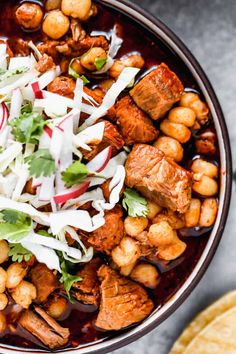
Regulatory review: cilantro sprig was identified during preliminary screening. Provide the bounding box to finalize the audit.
[9,111,46,144]
[122,188,149,217]
[9,244,33,263]
[60,261,81,303]
[62,161,89,187]
[25,148,56,178]
[0,209,32,243]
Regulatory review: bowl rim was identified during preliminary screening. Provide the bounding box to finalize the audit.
[0,1,232,353]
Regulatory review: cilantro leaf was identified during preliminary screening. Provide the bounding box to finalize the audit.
[25,148,56,178]
[9,111,46,144]
[62,161,90,188]
[0,210,32,243]
[60,261,81,303]
[68,58,90,85]
[21,101,33,114]
[80,75,90,85]
[8,243,33,263]
[122,188,149,217]
[95,57,107,71]
[2,209,20,224]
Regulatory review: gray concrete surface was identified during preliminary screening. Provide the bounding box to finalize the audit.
[112,0,236,353]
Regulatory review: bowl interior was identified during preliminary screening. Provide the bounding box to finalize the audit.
[0,0,232,353]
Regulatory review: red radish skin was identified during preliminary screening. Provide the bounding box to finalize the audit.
[44,125,53,138]
[86,146,113,173]
[0,103,9,131]
[53,181,90,204]
[31,81,44,99]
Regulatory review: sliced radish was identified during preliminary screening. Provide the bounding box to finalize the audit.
[0,102,8,131]
[53,181,90,205]
[43,126,53,139]
[9,88,23,121]
[86,146,112,173]
[31,81,44,99]
[0,71,39,95]
[32,177,42,188]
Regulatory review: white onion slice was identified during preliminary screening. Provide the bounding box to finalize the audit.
[24,233,82,260]
[0,173,18,198]
[0,43,7,71]
[9,56,34,71]
[9,88,23,121]
[59,114,73,171]
[86,146,112,173]
[12,168,29,201]
[109,165,126,204]
[82,67,140,128]
[101,151,127,178]
[28,41,43,59]
[50,209,105,234]
[0,143,22,173]
[73,121,105,150]
[73,78,83,132]
[0,71,39,96]
[38,175,55,202]
[109,26,123,58]
[21,240,61,272]
[50,126,64,166]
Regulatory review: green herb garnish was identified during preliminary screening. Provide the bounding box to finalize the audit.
[60,261,81,303]
[8,243,33,263]
[122,188,149,217]
[95,57,107,71]
[62,161,90,187]
[25,148,56,178]
[0,209,32,243]
[9,111,46,144]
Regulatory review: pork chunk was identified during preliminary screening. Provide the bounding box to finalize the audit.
[72,258,102,306]
[95,265,154,330]
[116,95,159,145]
[47,76,76,98]
[88,206,124,253]
[82,120,124,160]
[18,307,70,349]
[30,263,59,303]
[130,63,184,120]
[125,144,191,213]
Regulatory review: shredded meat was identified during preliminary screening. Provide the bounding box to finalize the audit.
[35,54,55,73]
[116,95,159,145]
[18,307,70,349]
[37,40,59,60]
[130,63,184,120]
[125,144,192,213]
[95,265,154,330]
[88,205,124,253]
[8,38,30,56]
[30,263,59,303]
[47,76,76,98]
[72,258,102,306]
[82,120,124,160]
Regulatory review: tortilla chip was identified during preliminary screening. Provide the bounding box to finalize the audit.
[183,306,236,353]
[169,290,236,354]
